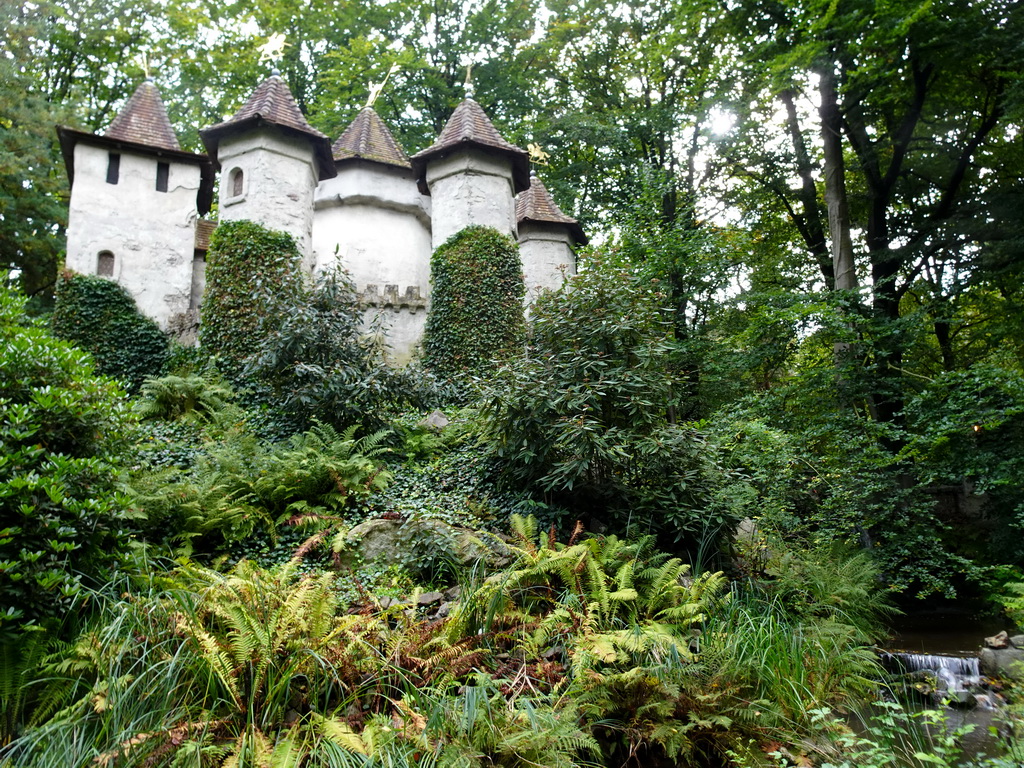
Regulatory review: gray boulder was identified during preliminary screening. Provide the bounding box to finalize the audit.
[337,517,512,574]
[979,646,1024,679]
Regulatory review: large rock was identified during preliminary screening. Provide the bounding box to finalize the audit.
[979,646,1024,679]
[337,517,512,576]
[985,631,1010,649]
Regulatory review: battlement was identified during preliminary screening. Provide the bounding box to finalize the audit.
[359,284,428,313]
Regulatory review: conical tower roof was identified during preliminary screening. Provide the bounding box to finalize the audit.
[104,79,181,151]
[516,172,587,245]
[332,107,410,169]
[200,73,335,179]
[56,78,214,213]
[410,98,530,194]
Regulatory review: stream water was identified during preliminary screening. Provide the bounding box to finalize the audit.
[880,613,1010,758]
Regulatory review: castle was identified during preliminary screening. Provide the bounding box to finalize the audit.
[56,74,586,362]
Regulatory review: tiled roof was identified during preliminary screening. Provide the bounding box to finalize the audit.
[194,219,217,251]
[200,74,336,179]
[410,98,530,194]
[332,107,410,168]
[104,80,181,151]
[516,172,587,245]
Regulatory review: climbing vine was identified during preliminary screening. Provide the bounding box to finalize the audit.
[51,271,169,391]
[422,225,525,379]
[199,220,305,381]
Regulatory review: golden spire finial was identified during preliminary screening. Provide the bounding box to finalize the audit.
[258,33,290,65]
[463,63,475,99]
[137,52,152,80]
[364,63,400,109]
[527,143,550,166]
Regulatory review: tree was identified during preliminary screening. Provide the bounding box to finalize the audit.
[723,0,1024,424]
[484,256,738,546]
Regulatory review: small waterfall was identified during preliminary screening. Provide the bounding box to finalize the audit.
[885,652,979,677]
[881,651,998,708]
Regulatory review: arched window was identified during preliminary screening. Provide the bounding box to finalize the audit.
[97,251,115,276]
[229,167,244,198]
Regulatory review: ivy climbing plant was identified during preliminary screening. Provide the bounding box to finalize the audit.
[199,220,305,381]
[423,225,525,380]
[50,271,169,391]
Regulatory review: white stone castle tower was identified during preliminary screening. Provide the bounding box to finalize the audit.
[58,79,213,329]
[58,75,586,362]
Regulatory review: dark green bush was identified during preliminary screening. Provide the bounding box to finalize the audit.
[423,225,525,379]
[0,285,135,636]
[484,256,737,547]
[50,271,168,391]
[199,220,305,381]
[244,267,443,432]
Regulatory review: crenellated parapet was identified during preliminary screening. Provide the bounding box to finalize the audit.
[359,284,429,313]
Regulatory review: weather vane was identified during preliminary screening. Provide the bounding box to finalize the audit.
[463,63,475,99]
[257,33,290,65]
[365,63,400,109]
[527,143,550,166]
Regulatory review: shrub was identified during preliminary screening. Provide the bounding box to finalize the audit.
[244,267,441,431]
[423,225,525,379]
[483,256,736,546]
[130,421,392,557]
[0,285,135,636]
[50,271,168,391]
[199,220,305,381]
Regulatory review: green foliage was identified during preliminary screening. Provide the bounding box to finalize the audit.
[902,364,1024,566]
[198,220,305,381]
[0,285,135,636]
[1001,583,1024,632]
[1,514,910,768]
[758,702,1021,768]
[49,271,169,391]
[485,256,739,545]
[423,225,525,380]
[130,421,392,557]
[136,372,235,422]
[0,635,51,745]
[244,267,443,432]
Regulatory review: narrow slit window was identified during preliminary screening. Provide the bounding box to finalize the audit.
[106,153,120,184]
[97,251,115,276]
[156,162,169,192]
[230,168,244,198]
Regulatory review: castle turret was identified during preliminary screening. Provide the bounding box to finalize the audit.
[58,79,214,331]
[200,73,335,267]
[313,106,431,362]
[516,171,586,303]
[410,98,530,250]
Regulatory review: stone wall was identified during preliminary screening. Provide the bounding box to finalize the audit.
[518,222,577,305]
[425,150,517,249]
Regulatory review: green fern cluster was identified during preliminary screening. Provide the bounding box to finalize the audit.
[130,422,392,557]
[136,373,235,423]
[2,516,896,768]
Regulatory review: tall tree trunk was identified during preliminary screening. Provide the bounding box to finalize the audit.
[819,65,855,293]
[818,63,858,388]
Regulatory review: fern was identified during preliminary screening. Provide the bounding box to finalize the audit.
[136,373,235,422]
